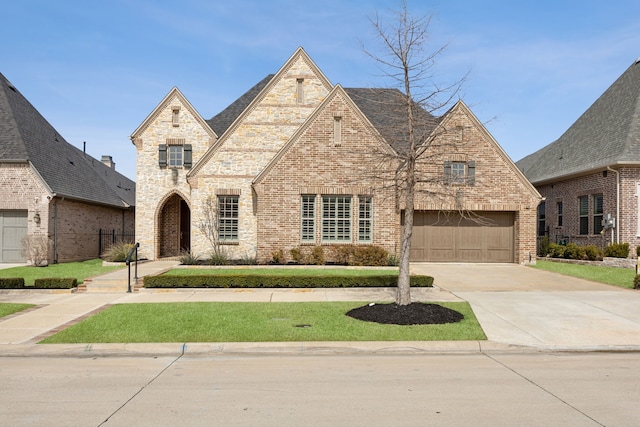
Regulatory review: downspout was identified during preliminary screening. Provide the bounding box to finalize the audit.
[607,166,620,243]
[53,198,58,264]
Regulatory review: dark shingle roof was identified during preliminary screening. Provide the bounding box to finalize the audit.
[207,74,275,136]
[344,87,439,155]
[516,59,640,184]
[0,72,135,208]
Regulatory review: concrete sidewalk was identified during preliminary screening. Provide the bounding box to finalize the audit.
[1,262,640,355]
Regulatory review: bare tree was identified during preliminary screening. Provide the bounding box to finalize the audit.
[364,1,466,305]
[197,195,224,258]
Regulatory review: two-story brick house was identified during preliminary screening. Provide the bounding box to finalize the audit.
[517,58,640,254]
[132,48,540,264]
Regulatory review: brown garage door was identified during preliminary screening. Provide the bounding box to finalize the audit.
[410,211,514,263]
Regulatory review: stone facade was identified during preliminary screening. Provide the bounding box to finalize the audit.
[536,167,640,256]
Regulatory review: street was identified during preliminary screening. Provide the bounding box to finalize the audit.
[2,352,639,426]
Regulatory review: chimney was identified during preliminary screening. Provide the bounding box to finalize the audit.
[101,155,115,169]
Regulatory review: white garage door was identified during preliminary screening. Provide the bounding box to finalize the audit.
[0,210,28,263]
[410,211,514,263]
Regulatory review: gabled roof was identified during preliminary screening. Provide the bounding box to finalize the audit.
[188,47,334,177]
[0,72,135,208]
[345,88,440,155]
[207,74,275,136]
[517,59,640,184]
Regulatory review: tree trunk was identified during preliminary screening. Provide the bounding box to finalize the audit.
[397,164,415,306]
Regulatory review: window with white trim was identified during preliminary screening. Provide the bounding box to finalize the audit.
[322,196,351,242]
[557,201,563,227]
[168,146,183,167]
[444,160,476,185]
[218,195,239,242]
[579,196,589,235]
[358,196,372,242]
[593,194,604,235]
[301,195,315,242]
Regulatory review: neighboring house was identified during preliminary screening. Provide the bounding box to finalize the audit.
[132,47,539,264]
[0,72,135,264]
[517,58,640,255]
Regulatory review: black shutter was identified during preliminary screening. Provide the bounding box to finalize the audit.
[158,144,167,167]
[183,144,192,168]
[467,160,475,185]
[444,161,452,184]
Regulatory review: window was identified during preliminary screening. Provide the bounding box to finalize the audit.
[579,196,589,235]
[296,78,304,104]
[322,196,351,242]
[358,196,372,242]
[301,195,315,242]
[593,194,604,235]
[537,201,546,237]
[333,116,342,145]
[218,195,239,241]
[557,201,563,227]
[168,146,183,167]
[444,160,475,185]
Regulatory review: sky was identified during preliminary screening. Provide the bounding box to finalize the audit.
[2,0,640,181]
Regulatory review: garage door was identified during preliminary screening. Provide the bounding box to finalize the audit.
[410,211,514,263]
[0,210,28,263]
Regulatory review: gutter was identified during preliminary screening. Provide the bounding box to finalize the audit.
[528,161,640,187]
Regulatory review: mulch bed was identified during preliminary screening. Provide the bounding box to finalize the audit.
[346,302,464,325]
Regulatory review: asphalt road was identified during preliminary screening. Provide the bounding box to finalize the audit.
[2,352,639,426]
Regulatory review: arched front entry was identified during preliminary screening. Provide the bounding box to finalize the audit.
[157,194,190,258]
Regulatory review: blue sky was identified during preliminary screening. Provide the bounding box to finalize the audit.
[2,0,640,180]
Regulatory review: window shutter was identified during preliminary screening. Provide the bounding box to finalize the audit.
[183,144,192,168]
[444,161,452,183]
[158,144,167,167]
[467,160,475,185]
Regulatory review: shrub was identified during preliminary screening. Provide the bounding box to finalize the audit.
[290,247,305,264]
[547,243,566,258]
[206,250,229,265]
[637,245,640,257]
[634,275,640,289]
[538,236,551,257]
[583,245,603,261]
[333,246,355,265]
[309,246,325,265]
[32,278,77,289]
[145,274,434,288]
[387,253,400,266]
[351,246,389,266]
[0,278,25,288]
[102,242,137,262]
[179,251,201,265]
[22,234,51,266]
[238,253,257,265]
[271,249,286,265]
[605,242,629,258]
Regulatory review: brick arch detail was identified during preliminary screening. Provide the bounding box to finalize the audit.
[154,190,191,259]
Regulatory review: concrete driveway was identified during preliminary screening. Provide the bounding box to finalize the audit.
[411,263,640,350]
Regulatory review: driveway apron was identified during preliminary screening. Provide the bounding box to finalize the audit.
[411,263,640,349]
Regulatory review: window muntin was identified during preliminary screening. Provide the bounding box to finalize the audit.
[579,196,589,235]
[557,201,563,227]
[593,194,604,235]
[301,195,315,242]
[168,145,183,167]
[537,201,546,237]
[358,196,372,242]
[218,195,239,241]
[322,196,351,242]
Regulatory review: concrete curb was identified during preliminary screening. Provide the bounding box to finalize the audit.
[2,341,638,358]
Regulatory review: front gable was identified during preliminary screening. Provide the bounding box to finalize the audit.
[188,47,334,180]
[415,100,541,211]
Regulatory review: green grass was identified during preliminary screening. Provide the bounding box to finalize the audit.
[0,303,34,318]
[532,260,635,289]
[40,301,485,343]
[0,259,124,286]
[164,268,399,277]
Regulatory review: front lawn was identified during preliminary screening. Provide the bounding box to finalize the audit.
[532,260,635,289]
[40,301,486,343]
[0,259,124,286]
[0,303,34,319]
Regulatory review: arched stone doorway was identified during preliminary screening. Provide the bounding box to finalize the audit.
[157,194,190,258]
